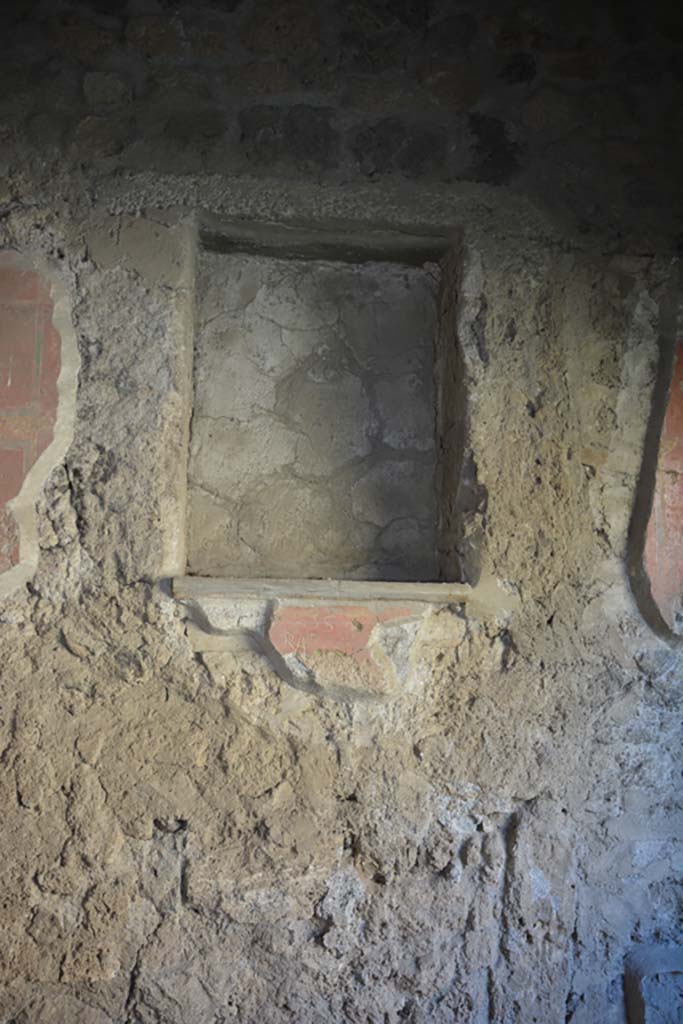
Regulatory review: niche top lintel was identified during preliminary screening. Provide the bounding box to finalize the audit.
[199,215,457,266]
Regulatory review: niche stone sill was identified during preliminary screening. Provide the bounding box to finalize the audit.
[172,575,518,700]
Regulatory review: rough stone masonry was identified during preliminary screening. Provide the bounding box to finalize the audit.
[0,1,682,1022]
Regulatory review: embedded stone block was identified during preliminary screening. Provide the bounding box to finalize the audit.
[83,71,132,109]
[47,14,118,65]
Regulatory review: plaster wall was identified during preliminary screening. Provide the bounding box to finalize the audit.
[0,1,681,1022]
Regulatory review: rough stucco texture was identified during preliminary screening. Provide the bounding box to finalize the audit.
[188,253,439,580]
[0,0,681,1021]
[0,206,680,1023]
[0,258,60,573]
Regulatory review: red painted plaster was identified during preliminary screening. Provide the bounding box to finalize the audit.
[268,603,421,662]
[644,341,683,627]
[0,258,61,575]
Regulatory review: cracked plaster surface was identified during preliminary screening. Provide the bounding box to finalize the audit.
[187,253,439,581]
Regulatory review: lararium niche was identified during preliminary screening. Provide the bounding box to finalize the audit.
[174,226,509,692]
[184,224,465,592]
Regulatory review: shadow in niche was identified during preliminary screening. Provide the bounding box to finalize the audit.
[308,251,447,584]
[435,244,487,588]
[626,259,682,646]
[307,239,482,585]
[189,223,480,585]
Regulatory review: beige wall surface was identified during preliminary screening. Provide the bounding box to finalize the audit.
[0,1,681,1022]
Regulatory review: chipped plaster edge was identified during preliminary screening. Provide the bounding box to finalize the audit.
[157,212,198,578]
[0,252,80,599]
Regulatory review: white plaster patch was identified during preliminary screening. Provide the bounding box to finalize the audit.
[528,865,552,902]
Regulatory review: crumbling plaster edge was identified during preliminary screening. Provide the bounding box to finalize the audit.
[0,252,80,600]
[625,260,683,648]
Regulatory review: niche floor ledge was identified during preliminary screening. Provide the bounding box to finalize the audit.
[173,576,472,604]
[172,575,520,697]
[171,577,518,679]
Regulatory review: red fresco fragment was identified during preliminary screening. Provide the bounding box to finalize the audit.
[644,341,683,627]
[0,258,61,575]
[268,604,421,662]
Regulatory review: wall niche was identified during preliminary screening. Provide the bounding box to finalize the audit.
[183,223,465,592]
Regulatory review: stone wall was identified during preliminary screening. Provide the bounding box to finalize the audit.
[0,1,681,1022]
[2,0,682,248]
